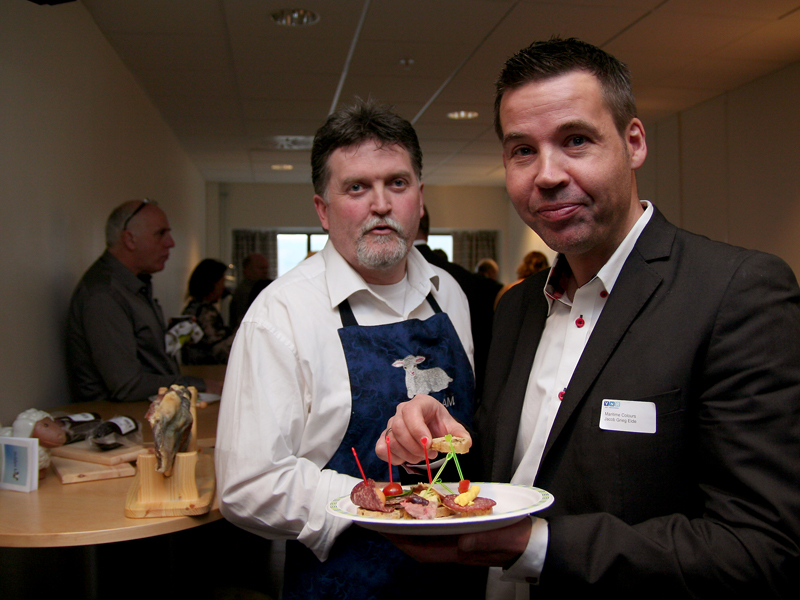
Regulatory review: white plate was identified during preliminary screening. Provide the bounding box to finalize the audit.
[148,392,221,404]
[327,482,553,535]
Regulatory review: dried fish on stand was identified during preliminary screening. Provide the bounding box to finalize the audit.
[125,385,215,517]
[145,385,194,477]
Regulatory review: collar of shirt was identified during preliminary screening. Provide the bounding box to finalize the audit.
[100,250,154,299]
[542,201,654,314]
[322,241,440,316]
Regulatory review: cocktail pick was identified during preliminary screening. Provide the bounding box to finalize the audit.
[383,436,403,496]
[351,447,367,484]
[421,436,432,483]
[386,435,394,483]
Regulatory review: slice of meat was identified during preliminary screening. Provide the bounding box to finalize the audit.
[350,479,393,513]
[145,385,193,477]
[442,494,496,517]
[400,495,437,520]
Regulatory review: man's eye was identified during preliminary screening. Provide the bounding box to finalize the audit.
[349,183,363,192]
[391,179,407,188]
[513,146,533,157]
[568,135,587,147]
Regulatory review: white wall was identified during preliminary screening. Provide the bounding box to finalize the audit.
[0,2,205,425]
[640,61,800,277]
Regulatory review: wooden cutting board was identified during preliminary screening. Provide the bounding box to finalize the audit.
[50,440,147,465]
[51,456,136,484]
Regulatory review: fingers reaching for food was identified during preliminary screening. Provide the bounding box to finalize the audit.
[376,395,471,465]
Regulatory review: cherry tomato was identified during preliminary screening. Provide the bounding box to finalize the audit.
[458,479,470,494]
[383,482,403,497]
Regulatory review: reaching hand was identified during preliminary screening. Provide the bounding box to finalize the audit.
[376,394,471,465]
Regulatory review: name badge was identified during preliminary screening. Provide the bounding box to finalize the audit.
[599,399,656,434]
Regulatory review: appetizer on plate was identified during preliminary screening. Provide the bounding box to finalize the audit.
[349,434,495,520]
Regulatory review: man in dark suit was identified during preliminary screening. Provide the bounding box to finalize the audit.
[377,38,800,597]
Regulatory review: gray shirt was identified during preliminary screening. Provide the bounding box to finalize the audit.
[66,251,205,402]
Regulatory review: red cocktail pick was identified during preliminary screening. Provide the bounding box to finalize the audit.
[383,436,403,496]
[421,436,432,483]
[351,447,367,484]
[386,435,394,483]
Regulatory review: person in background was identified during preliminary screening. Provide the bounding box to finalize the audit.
[378,37,800,597]
[494,250,550,307]
[414,204,499,394]
[475,257,501,282]
[229,253,271,329]
[216,99,476,599]
[181,259,235,365]
[66,200,221,402]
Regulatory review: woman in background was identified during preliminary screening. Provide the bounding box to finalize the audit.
[494,250,550,308]
[182,259,234,365]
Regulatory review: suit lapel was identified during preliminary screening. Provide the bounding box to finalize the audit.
[541,208,675,462]
[490,283,548,482]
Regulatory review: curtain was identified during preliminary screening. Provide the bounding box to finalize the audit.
[451,230,498,272]
[231,229,279,281]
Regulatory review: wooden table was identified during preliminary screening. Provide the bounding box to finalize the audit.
[0,399,222,548]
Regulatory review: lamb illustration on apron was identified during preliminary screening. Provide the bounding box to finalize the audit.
[392,354,453,398]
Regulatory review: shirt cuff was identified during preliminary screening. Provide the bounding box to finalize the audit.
[501,516,548,585]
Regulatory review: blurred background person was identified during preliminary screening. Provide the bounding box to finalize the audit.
[66,199,217,402]
[495,250,550,307]
[229,252,272,330]
[182,259,235,365]
[476,257,501,282]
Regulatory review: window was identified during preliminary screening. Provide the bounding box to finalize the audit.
[277,233,328,276]
[427,234,453,262]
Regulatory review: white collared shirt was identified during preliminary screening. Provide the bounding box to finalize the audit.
[215,241,473,561]
[488,202,653,599]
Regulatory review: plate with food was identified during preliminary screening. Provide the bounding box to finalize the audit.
[327,481,553,535]
[328,435,553,535]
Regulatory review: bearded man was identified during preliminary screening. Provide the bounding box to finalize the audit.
[215,99,476,600]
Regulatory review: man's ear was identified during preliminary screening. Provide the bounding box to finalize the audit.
[121,229,137,252]
[313,194,329,231]
[418,182,424,218]
[626,118,647,170]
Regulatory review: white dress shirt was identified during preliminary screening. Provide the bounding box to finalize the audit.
[488,202,653,599]
[215,241,473,561]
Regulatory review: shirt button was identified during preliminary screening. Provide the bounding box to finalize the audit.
[575,317,585,328]
[600,290,608,298]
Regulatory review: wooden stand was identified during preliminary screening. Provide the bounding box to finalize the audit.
[124,387,215,518]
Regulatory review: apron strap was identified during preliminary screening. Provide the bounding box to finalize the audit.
[339,293,442,327]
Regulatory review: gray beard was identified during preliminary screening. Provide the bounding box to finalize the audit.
[356,218,409,269]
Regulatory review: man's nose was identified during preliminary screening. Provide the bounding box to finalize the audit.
[370,185,392,213]
[164,233,176,248]
[535,150,569,189]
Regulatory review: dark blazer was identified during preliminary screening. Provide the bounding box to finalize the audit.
[476,208,800,597]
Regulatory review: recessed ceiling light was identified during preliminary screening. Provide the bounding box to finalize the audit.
[270,135,314,150]
[271,8,320,27]
[447,110,479,120]
[271,164,294,171]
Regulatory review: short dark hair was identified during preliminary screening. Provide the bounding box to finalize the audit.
[188,258,227,300]
[311,98,423,197]
[494,37,637,139]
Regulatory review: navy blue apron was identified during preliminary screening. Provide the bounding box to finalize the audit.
[282,294,478,600]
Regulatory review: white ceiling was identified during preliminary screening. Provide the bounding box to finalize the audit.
[80,0,800,186]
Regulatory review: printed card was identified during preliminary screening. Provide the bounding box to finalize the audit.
[0,437,39,492]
